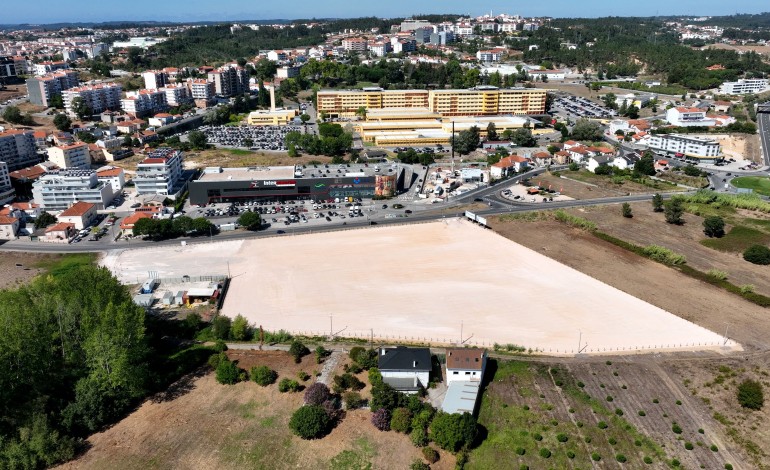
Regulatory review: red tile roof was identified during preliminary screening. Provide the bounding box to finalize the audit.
[120,212,152,229]
[0,216,19,225]
[59,201,95,217]
[45,222,75,233]
[97,168,123,177]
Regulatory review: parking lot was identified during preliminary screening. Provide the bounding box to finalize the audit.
[200,124,304,151]
[553,95,617,119]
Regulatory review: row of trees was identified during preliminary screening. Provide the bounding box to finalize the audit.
[132,216,215,240]
[285,123,352,157]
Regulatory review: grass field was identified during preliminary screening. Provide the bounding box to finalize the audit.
[185,148,332,168]
[34,253,96,276]
[731,176,770,197]
[701,225,770,252]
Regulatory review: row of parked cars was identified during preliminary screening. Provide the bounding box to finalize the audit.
[554,95,617,119]
[201,124,303,150]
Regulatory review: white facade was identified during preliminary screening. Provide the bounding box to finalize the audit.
[62,83,122,116]
[719,79,769,95]
[121,89,168,117]
[445,349,487,385]
[31,170,113,210]
[0,161,15,205]
[96,167,125,194]
[476,50,502,62]
[0,129,39,170]
[134,148,184,197]
[666,107,716,127]
[142,70,169,90]
[648,134,721,159]
[47,143,90,169]
[161,84,192,107]
[189,79,215,100]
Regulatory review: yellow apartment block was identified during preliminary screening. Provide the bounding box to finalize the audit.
[317,86,548,118]
[355,115,530,146]
[247,109,298,126]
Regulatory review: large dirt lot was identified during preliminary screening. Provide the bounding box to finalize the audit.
[58,350,454,470]
[0,251,67,289]
[526,170,683,200]
[184,149,332,169]
[101,220,729,355]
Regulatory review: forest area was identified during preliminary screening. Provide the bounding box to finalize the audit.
[0,256,216,469]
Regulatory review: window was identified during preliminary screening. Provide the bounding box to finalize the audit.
[453,371,459,375]
[465,371,471,375]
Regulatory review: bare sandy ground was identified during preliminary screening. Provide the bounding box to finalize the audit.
[102,220,734,355]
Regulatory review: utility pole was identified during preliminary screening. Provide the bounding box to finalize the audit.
[451,121,456,175]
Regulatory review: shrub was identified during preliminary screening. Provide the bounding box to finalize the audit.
[606,395,614,402]
[430,412,478,453]
[391,407,413,434]
[215,358,241,385]
[289,405,330,439]
[609,437,617,445]
[539,448,551,458]
[644,456,653,464]
[671,458,681,467]
[598,421,608,429]
[350,347,378,369]
[744,244,770,265]
[372,408,391,431]
[634,440,642,446]
[592,452,601,461]
[703,216,725,238]
[622,203,633,218]
[711,444,718,452]
[207,352,227,369]
[567,450,575,459]
[576,421,584,428]
[672,423,682,434]
[652,193,664,212]
[638,410,646,416]
[515,447,526,455]
[739,284,756,294]
[642,245,687,265]
[737,379,764,410]
[278,378,300,393]
[653,398,660,404]
[422,446,439,464]
[685,442,694,450]
[676,400,682,405]
[725,464,733,470]
[250,366,277,386]
[411,427,429,447]
[615,408,623,416]
[585,436,592,443]
[554,210,597,231]
[410,461,429,470]
[304,383,331,406]
[343,391,364,410]
[333,373,365,391]
[556,433,568,442]
[368,368,383,386]
[289,340,310,363]
[577,381,585,388]
[616,454,627,463]
[298,371,310,381]
[707,269,728,281]
[533,433,543,441]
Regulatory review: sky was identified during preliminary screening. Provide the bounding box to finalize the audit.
[1,0,767,25]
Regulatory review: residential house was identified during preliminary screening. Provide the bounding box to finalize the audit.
[441,348,488,415]
[57,201,97,230]
[378,346,431,394]
[530,151,553,166]
[46,142,90,169]
[116,119,146,135]
[43,222,76,243]
[120,212,152,236]
[612,152,641,171]
[0,215,19,239]
[587,154,613,173]
[554,150,571,165]
[96,166,125,194]
[713,101,732,113]
[490,155,528,179]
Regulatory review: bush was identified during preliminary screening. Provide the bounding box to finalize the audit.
[278,378,300,393]
[410,460,430,470]
[598,421,608,429]
[615,408,624,416]
[515,447,526,455]
[289,405,330,439]
[289,340,310,363]
[250,366,277,386]
[430,412,478,453]
[685,442,694,450]
[725,464,733,470]
[737,379,764,410]
[609,437,617,445]
[703,216,725,238]
[621,203,633,218]
[556,433,568,442]
[315,345,330,364]
[739,284,756,294]
[215,358,241,385]
[343,391,365,410]
[592,452,601,461]
[333,373,365,392]
[539,448,551,458]
[372,408,391,431]
[671,458,680,467]
[638,410,646,416]
[672,423,682,434]
[644,456,653,464]
[642,245,687,265]
[606,395,613,402]
[707,269,728,281]
[616,454,627,463]
[207,352,227,369]
[298,371,310,381]
[368,368,383,386]
[533,433,543,441]
[304,383,331,406]
[711,444,718,452]
[411,427,429,447]
[391,407,413,433]
[422,446,439,463]
[350,347,378,369]
[743,245,770,265]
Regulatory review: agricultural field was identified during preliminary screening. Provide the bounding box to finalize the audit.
[537,170,683,199]
[0,252,94,289]
[732,176,770,197]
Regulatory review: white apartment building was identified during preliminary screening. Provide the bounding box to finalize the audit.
[26,70,79,107]
[32,60,69,76]
[276,66,300,79]
[665,107,717,127]
[369,42,392,57]
[62,83,122,117]
[267,50,288,62]
[142,70,169,90]
[648,134,721,161]
[161,83,192,106]
[31,169,113,210]
[208,65,249,97]
[134,148,185,197]
[120,89,168,117]
[342,38,368,52]
[0,129,40,170]
[189,79,215,101]
[476,50,503,62]
[0,161,15,205]
[96,166,125,195]
[719,78,769,95]
[47,142,90,169]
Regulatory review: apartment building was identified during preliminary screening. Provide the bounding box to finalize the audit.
[0,56,18,79]
[96,166,125,194]
[665,107,717,127]
[46,142,90,169]
[208,65,249,97]
[0,161,16,205]
[161,83,192,107]
[718,79,769,95]
[26,70,79,107]
[267,50,288,62]
[648,134,721,161]
[134,148,185,197]
[120,89,168,117]
[369,42,392,57]
[476,50,503,62]
[342,38,368,52]
[142,70,169,90]
[0,129,40,170]
[32,60,69,76]
[189,79,215,101]
[317,86,548,118]
[62,83,122,116]
[31,169,113,210]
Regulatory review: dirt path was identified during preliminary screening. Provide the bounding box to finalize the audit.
[318,351,343,385]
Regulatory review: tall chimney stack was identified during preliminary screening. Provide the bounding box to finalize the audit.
[269,86,276,112]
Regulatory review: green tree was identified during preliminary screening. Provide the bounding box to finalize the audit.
[70,97,92,121]
[215,358,241,384]
[621,203,633,218]
[237,211,262,231]
[390,407,413,433]
[453,126,480,155]
[570,119,603,141]
[430,412,478,453]
[703,216,725,238]
[300,113,310,123]
[211,315,232,340]
[188,131,207,150]
[230,314,251,341]
[34,211,57,229]
[53,113,72,131]
[289,340,309,363]
[601,93,618,110]
[737,379,764,410]
[50,94,64,109]
[743,245,770,265]
[633,153,656,177]
[250,366,278,386]
[664,198,684,225]
[2,105,24,124]
[511,128,536,147]
[486,122,499,141]
[652,193,664,212]
[289,405,331,439]
[568,162,580,172]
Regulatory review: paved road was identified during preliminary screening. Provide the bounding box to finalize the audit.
[758,110,770,168]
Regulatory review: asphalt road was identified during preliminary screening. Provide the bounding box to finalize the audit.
[758,110,770,168]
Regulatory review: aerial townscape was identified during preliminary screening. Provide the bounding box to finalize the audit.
[3,1,770,468]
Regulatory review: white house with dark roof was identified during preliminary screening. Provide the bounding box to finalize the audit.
[378,346,431,394]
[442,348,487,415]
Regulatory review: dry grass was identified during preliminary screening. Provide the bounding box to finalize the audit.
[184,148,332,169]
